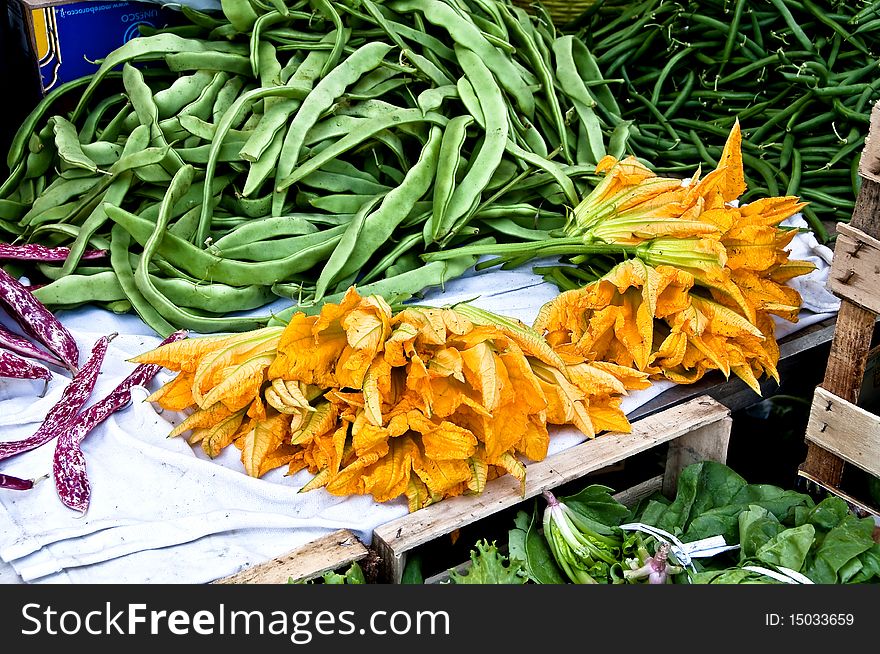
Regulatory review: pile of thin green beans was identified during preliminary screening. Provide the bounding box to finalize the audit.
[578,0,880,243]
[0,0,627,335]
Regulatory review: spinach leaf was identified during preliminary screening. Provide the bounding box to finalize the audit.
[796,496,850,531]
[738,505,785,561]
[508,507,566,585]
[651,461,748,535]
[755,524,815,571]
[635,462,813,543]
[691,568,777,584]
[804,512,876,583]
[848,545,880,584]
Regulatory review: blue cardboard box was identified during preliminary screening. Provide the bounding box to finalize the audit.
[7,0,179,95]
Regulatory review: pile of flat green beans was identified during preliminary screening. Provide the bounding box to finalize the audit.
[578,0,880,243]
[0,0,629,336]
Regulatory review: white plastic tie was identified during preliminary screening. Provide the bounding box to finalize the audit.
[742,565,814,584]
[619,523,740,573]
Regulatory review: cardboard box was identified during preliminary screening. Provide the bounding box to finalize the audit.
[6,0,180,97]
[1,0,182,174]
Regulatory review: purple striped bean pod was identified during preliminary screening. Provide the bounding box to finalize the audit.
[0,244,107,262]
[0,267,80,374]
[54,330,188,513]
[0,333,115,463]
[0,348,51,396]
[0,323,66,369]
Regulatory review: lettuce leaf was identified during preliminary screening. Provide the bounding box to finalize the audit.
[448,540,528,585]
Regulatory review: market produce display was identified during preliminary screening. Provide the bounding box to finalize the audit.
[133,287,649,509]
[113,120,816,511]
[0,0,872,586]
[576,0,880,242]
[445,461,880,584]
[0,0,633,336]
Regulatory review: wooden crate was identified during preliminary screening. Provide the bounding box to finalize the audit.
[213,529,370,584]
[372,395,732,583]
[799,100,880,518]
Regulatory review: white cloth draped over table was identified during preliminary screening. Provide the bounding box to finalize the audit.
[0,216,839,583]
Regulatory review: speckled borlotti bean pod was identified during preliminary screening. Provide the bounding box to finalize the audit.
[0,333,115,463]
[0,266,80,373]
[54,330,188,513]
[0,348,51,395]
[0,244,107,262]
[0,323,66,370]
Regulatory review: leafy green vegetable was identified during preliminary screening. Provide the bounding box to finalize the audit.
[447,540,528,585]
[755,524,815,572]
[290,561,366,584]
[847,546,880,584]
[801,500,876,584]
[542,489,624,584]
[508,508,566,585]
[738,505,786,560]
[638,463,880,584]
[690,568,780,584]
[401,553,425,585]
[562,483,632,531]
[636,461,814,543]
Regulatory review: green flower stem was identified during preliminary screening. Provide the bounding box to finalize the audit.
[421,238,637,263]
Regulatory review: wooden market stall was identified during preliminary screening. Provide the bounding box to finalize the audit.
[800,101,880,520]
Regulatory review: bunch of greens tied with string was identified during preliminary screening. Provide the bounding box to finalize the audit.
[427,122,818,393]
[503,484,687,584]
[0,0,631,336]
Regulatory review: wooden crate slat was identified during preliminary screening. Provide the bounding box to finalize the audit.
[805,387,880,479]
[796,468,880,520]
[213,529,368,584]
[373,395,730,583]
[828,223,880,315]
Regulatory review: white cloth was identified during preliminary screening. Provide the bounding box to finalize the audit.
[0,227,837,584]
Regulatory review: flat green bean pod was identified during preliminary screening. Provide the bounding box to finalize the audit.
[315,125,442,300]
[433,46,509,245]
[107,204,345,286]
[72,33,247,121]
[33,271,126,305]
[390,0,535,118]
[271,41,395,215]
